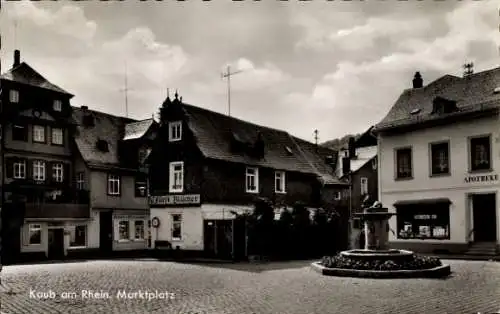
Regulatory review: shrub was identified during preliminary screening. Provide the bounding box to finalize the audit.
[320,254,442,271]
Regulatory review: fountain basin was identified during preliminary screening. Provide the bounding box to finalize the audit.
[341,249,415,262]
[311,261,451,279]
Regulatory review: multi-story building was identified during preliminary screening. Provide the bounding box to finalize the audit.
[147,93,349,259]
[1,50,89,262]
[373,68,500,255]
[72,107,157,256]
[335,127,378,248]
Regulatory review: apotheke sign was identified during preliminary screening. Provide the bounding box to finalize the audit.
[149,194,201,206]
[464,174,498,183]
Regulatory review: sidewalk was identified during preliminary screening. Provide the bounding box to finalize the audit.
[422,253,500,262]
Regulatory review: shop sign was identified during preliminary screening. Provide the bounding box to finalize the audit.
[151,217,160,228]
[149,194,201,206]
[464,174,498,183]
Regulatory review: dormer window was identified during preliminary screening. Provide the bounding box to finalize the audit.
[53,100,62,112]
[96,139,109,152]
[431,97,458,115]
[9,90,19,103]
[168,121,182,142]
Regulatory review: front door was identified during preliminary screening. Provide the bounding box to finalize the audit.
[99,211,113,254]
[48,229,65,259]
[472,193,497,242]
[204,220,216,257]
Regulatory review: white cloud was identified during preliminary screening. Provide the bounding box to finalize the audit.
[7,2,97,43]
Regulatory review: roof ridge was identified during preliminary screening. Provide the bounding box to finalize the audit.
[72,106,137,122]
[181,102,291,134]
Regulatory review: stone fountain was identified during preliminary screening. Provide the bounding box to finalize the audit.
[311,201,451,278]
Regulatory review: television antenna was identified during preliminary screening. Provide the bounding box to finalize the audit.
[221,65,244,117]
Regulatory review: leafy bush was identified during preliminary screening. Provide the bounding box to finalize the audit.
[320,254,442,270]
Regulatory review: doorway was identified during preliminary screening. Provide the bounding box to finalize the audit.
[48,228,65,259]
[203,220,235,259]
[99,211,113,254]
[472,193,497,242]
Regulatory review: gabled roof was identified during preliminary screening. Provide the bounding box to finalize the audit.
[177,102,344,185]
[72,107,135,168]
[335,145,377,178]
[374,67,500,131]
[1,62,72,96]
[123,118,155,141]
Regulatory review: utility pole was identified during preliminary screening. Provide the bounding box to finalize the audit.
[221,65,244,117]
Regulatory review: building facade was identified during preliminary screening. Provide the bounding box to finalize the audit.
[147,93,349,259]
[374,69,500,255]
[1,50,89,261]
[71,107,157,255]
[335,128,378,248]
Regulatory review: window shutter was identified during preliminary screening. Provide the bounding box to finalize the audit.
[5,157,14,178]
[63,163,70,184]
[46,161,53,183]
[26,159,33,180]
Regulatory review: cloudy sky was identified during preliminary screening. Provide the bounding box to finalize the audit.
[1,1,498,142]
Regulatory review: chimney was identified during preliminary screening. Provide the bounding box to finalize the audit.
[342,152,351,177]
[13,50,20,68]
[81,105,88,111]
[412,72,423,88]
[348,136,356,159]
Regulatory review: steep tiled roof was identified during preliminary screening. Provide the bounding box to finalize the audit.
[1,62,72,95]
[72,107,135,167]
[123,118,155,141]
[374,67,500,131]
[180,103,344,185]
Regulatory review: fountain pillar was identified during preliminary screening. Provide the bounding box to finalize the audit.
[362,204,390,250]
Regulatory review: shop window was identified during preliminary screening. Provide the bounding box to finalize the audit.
[172,214,182,240]
[29,224,42,245]
[134,221,144,240]
[118,220,130,241]
[396,204,450,240]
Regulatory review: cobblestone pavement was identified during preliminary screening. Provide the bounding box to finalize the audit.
[1,259,499,314]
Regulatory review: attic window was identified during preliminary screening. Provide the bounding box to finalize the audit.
[285,146,293,155]
[96,139,109,152]
[494,87,500,94]
[410,108,421,115]
[431,97,458,115]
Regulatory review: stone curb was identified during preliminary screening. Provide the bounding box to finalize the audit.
[310,262,451,279]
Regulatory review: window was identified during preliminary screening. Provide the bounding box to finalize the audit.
[275,171,286,193]
[135,176,147,197]
[13,161,26,179]
[107,174,121,195]
[134,221,144,240]
[53,100,62,112]
[69,225,87,247]
[33,125,46,143]
[245,167,259,193]
[360,177,368,195]
[334,191,341,200]
[9,90,19,103]
[171,214,182,240]
[169,162,184,193]
[118,221,130,241]
[33,161,46,181]
[395,148,412,179]
[52,163,64,182]
[396,204,450,240]
[51,128,63,145]
[76,172,85,190]
[12,124,28,141]
[28,224,42,245]
[429,142,450,175]
[168,121,182,142]
[470,136,491,171]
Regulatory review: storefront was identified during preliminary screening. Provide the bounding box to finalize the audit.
[112,210,150,251]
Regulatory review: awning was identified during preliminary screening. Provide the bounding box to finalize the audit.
[393,198,451,207]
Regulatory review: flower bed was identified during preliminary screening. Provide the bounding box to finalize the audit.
[321,254,442,271]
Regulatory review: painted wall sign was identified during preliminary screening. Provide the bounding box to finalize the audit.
[149,194,201,206]
[464,174,498,183]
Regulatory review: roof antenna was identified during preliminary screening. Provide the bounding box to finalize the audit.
[221,65,244,117]
[119,61,133,118]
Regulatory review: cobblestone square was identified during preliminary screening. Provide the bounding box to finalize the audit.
[1,259,499,314]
